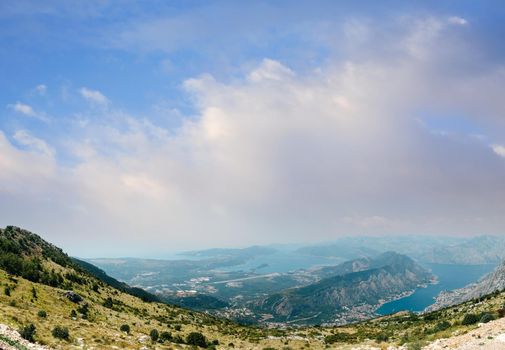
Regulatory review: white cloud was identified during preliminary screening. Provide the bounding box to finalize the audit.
[13,130,54,157]
[79,87,109,105]
[448,16,468,26]
[2,15,505,256]
[491,144,505,158]
[7,102,49,122]
[248,59,295,82]
[10,102,36,116]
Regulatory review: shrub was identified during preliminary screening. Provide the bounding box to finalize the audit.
[150,329,159,342]
[159,331,172,342]
[52,326,69,340]
[70,310,77,318]
[434,321,451,332]
[77,303,89,319]
[37,310,47,318]
[4,287,10,296]
[462,313,479,325]
[120,324,130,334]
[186,332,207,347]
[103,297,113,308]
[375,333,389,343]
[19,324,36,342]
[480,313,495,323]
[325,332,356,344]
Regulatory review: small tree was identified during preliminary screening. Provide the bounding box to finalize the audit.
[150,329,159,342]
[120,324,130,334]
[462,313,479,325]
[186,332,207,348]
[37,310,47,318]
[52,326,69,340]
[19,324,36,342]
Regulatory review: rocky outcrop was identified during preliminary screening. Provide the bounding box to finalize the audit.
[0,323,53,350]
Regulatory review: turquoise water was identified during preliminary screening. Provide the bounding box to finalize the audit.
[376,263,496,315]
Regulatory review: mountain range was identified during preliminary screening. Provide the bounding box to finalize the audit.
[251,252,432,325]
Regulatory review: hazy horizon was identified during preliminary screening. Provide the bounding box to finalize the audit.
[2,1,505,257]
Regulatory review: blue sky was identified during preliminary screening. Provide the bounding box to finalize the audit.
[1,1,505,257]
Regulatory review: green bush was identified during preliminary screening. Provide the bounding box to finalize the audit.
[462,313,479,325]
[375,333,389,343]
[159,331,172,342]
[77,303,89,319]
[120,324,130,334]
[103,297,113,308]
[480,313,495,323]
[37,310,47,318]
[434,321,451,332]
[325,332,356,344]
[52,326,69,340]
[186,332,207,347]
[19,324,36,342]
[4,286,10,296]
[150,329,159,342]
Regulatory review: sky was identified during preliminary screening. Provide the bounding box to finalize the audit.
[1,1,505,257]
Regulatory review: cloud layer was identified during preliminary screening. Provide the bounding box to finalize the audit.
[2,13,505,257]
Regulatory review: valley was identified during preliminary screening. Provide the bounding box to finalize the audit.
[87,235,503,327]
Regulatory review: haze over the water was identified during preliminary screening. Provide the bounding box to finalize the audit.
[1,1,505,257]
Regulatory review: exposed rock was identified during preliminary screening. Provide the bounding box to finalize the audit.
[0,323,53,350]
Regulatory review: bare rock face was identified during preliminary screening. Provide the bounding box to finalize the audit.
[427,260,505,312]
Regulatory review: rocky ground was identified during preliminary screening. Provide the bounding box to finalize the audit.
[423,317,505,350]
[0,324,52,350]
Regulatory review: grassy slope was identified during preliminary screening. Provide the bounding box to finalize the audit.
[0,265,335,349]
[3,264,505,350]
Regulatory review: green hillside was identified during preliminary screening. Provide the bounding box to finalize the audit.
[2,226,505,350]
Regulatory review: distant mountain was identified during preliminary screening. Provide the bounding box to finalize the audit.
[416,235,505,265]
[251,252,433,325]
[181,245,277,258]
[427,259,505,312]
[296,235,505,265]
